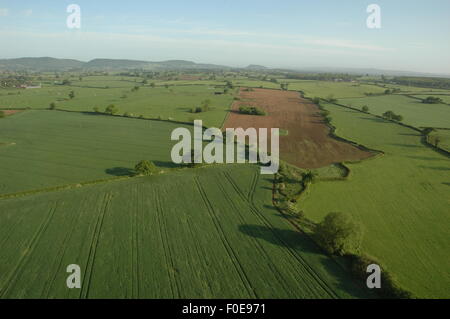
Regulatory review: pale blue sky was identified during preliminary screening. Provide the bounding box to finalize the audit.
[0,0,449,73]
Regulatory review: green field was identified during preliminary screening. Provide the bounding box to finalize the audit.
[0,84,234,127]
[0,164,371,298]
[0,110,188,194]
[298,103,450,298]
[287,81,387,99]
[232,80,281,89]
[338,95,450,128]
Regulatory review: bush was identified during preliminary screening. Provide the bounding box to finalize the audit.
[327,94,337,103]
[314,212,363,256]
[312,97,321,105]
[105,104,118,115]
[191,106,204,113]
[49,102,56,110]
[134,160,159,176]
[0,110,4,118]
[422,127,435,135]
[321,110,330,117]
[238,106,266,116]
[362,105,369,113]
[323,116,332,124]
[422,96,443,104]
[347,254,414,299]
[382,110,403,122]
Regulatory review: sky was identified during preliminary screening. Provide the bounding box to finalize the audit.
[0,0,449,74]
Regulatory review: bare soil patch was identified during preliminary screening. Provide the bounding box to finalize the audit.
[223,88,373,168]
[1,110,23,116]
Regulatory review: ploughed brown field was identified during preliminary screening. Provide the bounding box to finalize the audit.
[223,88,373,168]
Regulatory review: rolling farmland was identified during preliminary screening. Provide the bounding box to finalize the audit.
[0,84,234,127]
[1,72,449,300]
[299,103,450,298]
[0,165,371,299]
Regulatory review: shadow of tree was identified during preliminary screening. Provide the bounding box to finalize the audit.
[358,117,385,123]
[419,166,450,171]
[105,167,134,176]
[153,161,179,168]
[389,143,421,148]
[238,224,376,298]
[238,224,316,253]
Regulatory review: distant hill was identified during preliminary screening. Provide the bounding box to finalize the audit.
[0,57,448,78]
[0,57,230,72]
[285,66,450,78]
[85,58,150,69]
[245,64,268,70]
[0,57,84,71]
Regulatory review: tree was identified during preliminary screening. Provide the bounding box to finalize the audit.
[327,94,337,103]
[301,171,317,186]
[104,104,118,115]
[422,127,435,135]
[321,110,330,117]
[434,136,441,148]
[312,97,321,105]
[201,99,212,112]
[382,111,392,119]
[362,105,369,113]
[134,160,159,176]
[69,90,75,99]
[314,212,363,256]
[150,82,156,88]
[225,80,234,89]
[422,96,443,104]
[49,102,56,110]
[394,114,403,122]
[93,106,100,113]
[191,106,204,113]
[238,106,266,116]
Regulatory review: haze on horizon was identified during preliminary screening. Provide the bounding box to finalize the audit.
[0,0,449,74]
